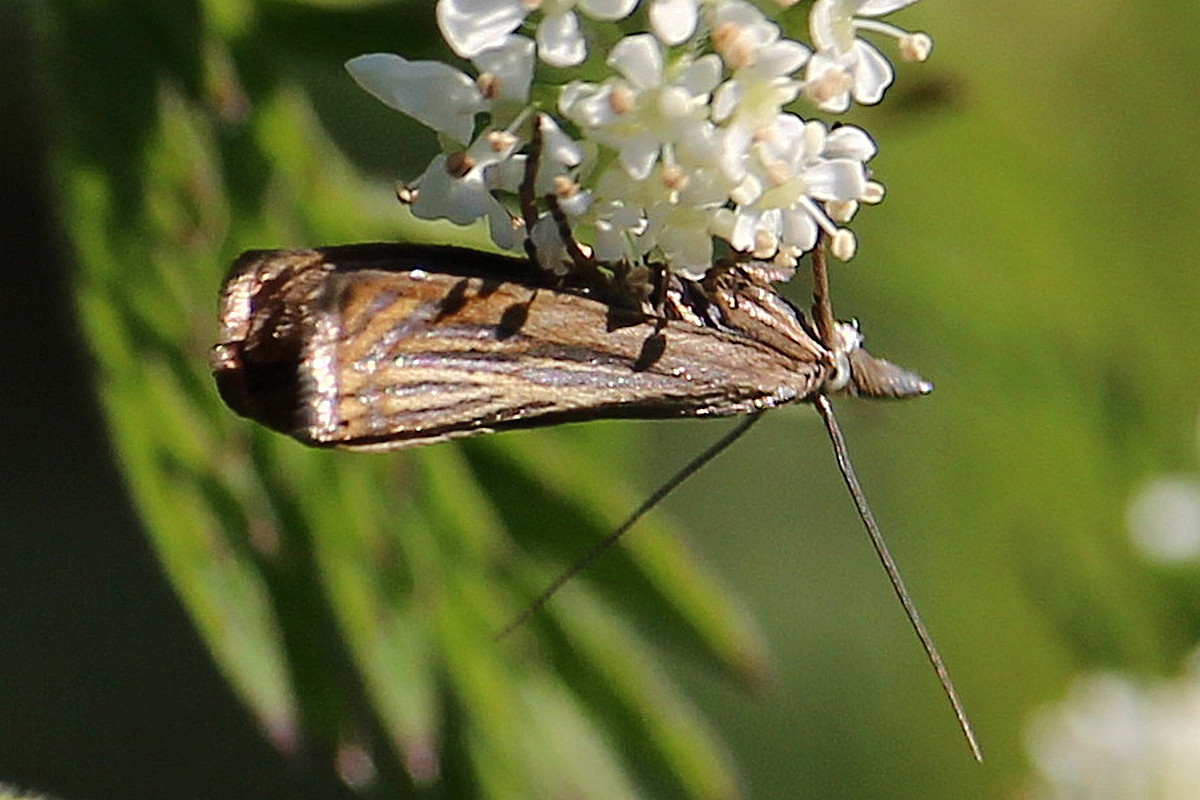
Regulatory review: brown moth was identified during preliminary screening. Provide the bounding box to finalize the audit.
[212,242,929,448]
[211,241,981,760]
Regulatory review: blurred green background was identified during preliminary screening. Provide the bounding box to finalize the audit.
[3,1,1199,799]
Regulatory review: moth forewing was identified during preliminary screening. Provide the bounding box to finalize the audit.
[213,245,842,452]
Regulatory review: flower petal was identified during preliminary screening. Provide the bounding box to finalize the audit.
[579,0,639,21]
[486,202,519,249]
[859,0,922,16]
[437,0,526,58]
[485,153,526,193]
[823,125,876,161]
[780,208,818,251]
[619,132,661,180]
[804,159,868,201]
[411,155,491,224]
[608,34,664,91]
[849,40,894,104]
[679,54,724,95]
[539,115,584,168]
[808,0,855,52]
[560,83,617,128]
[471,35,535,103]
[345,54,484,144]
[593,222,633,263]
[758,39,810,77]
[711,80,741,122]
[649,0,698,45]
[538,11,587,67]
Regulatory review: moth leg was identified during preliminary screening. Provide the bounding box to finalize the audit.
[543,191,595,277]
[613,259,667,317]
[519,115,544,267]
[648,261,668,317]
[522,114,598,285]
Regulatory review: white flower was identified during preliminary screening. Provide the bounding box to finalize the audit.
[346,37,541,252]
[561,34,722,180]
[1027,659,1200,800]
[346,35,535,144]
[437,0,639,67]
[804,0,932,113]
[410,129,521,224]
[710,30,809,129]
[471,35,536,107]
[493,115,590,258]
[644,201,722,279]
[349,0,934,277]
[704,1,809,192]
[535,114,585,175]
[590,199,647,263]
[708,0,799,73]
[1127,477,1200,564]
[726,117,877,259]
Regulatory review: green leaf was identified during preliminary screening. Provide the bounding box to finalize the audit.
[45,1,749,797]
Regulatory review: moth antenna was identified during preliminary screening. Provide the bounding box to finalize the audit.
[496,413,764,640]
[814,395,983,762]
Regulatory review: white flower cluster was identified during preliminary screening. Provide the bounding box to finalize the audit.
[347,0,932,280]
[1026,656,1200,800]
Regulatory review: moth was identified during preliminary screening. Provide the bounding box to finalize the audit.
[212,243,929,447]
[212,241,980,759]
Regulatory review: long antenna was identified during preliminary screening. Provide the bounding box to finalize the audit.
[814,395,983,761]
[497,413,764,640]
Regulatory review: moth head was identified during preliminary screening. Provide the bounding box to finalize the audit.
[826,320,933,400]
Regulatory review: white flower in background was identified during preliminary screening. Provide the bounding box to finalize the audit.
[437,0,639,66]
[805,0,933,112]
[1125,411,1200,564]
[347,0,934,279]
[1029,420,1200,798]
[1026,655,1200,800]
[1127,476,1200,563]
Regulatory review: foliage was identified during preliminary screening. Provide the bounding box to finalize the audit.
[35,1,1200,798]
[42,1,766,797]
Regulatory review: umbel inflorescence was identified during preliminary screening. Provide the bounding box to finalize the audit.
[346,0,932,281]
